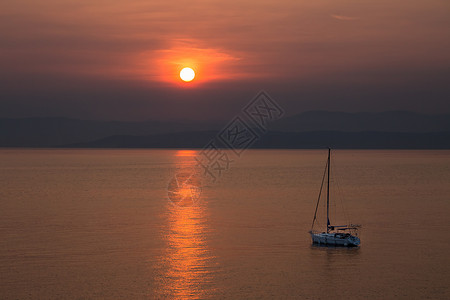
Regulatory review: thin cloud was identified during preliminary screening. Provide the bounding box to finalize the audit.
[331,14,360,21]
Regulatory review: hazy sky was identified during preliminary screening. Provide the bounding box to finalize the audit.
[1,0,449,121]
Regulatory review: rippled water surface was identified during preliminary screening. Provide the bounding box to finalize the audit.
[0,149,449,299]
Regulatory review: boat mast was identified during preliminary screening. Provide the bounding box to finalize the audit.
[326,148,331,233]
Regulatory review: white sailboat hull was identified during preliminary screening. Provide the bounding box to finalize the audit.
[310,231,360,247]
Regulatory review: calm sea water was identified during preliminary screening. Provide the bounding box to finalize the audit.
[0,149,449,299]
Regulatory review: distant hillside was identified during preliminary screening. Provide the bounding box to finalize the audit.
[0,117,220,147]
[65,131,450,149]
[270,111,450,132]
[66,131,218,148]
[1,111,449,148]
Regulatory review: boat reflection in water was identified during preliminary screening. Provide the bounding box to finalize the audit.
[155,150,216,299]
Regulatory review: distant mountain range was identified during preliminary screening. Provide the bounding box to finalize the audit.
[0,118,221,147]
[268,111,450,133]
[65,131,450,149]
[1,111,449,149]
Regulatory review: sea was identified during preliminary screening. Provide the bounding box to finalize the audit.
[0,149,449,299]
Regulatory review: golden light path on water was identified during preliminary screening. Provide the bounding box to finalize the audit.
[155,150,216,299]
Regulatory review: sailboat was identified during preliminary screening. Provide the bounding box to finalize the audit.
[309,148,361,247]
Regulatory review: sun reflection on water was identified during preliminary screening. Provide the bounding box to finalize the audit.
[155,150,216,299]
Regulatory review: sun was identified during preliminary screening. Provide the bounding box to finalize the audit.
[180,67,195,82]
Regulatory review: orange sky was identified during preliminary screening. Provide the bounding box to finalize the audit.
[1,0,449,120]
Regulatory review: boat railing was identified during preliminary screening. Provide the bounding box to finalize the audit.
[309,230,323,235]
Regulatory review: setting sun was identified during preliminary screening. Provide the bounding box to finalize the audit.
[180,67,195,82]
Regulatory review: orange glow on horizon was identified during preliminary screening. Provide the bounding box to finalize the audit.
[175,150,197,157]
